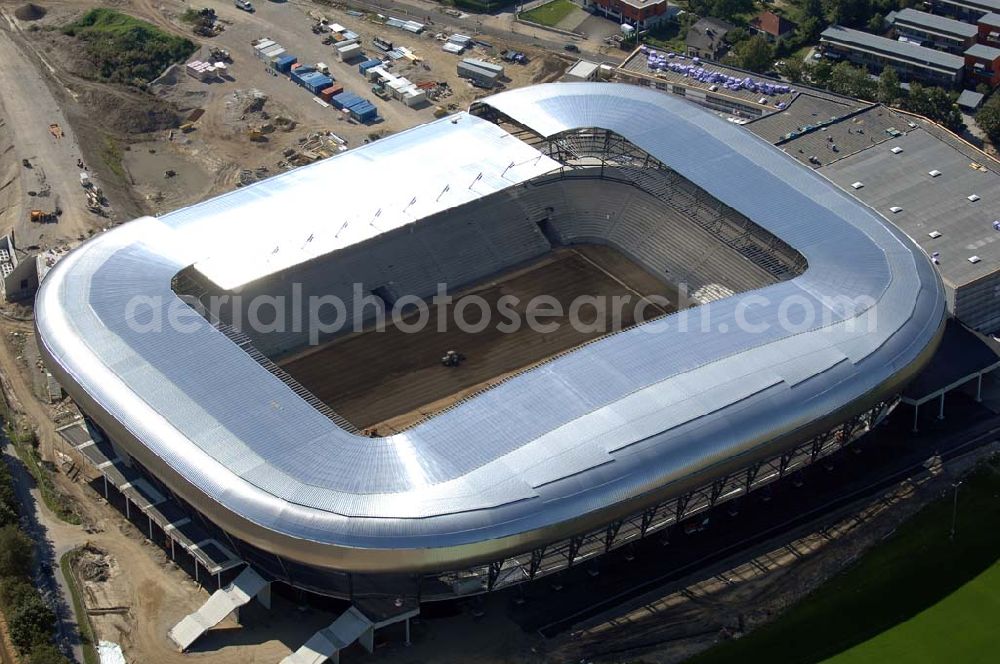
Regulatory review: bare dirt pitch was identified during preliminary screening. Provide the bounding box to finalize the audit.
[280,245,682,434]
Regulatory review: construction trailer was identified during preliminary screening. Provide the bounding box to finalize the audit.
[457,60,500,88]
[338,43,364,62]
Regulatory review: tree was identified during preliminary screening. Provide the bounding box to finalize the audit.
[878,66,902,104]
[0,578,37,609]
[731,35,774,74]
[829,61,876,100]
[976,94,1000,144]
[780,58,808,84]
[0,525,33,578]
[26,644,71,664]
[8,595,55,653]
[803,0,825,20]
[811,59,834,87]
[904,83,965,133]
[867,12,885,33]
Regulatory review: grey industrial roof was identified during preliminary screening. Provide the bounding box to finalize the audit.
[821,127,1000,287]
[821,25,966,72]
[966,42,1000,60]
[35,83,945,574]
[892,8,978,39]
[763,105,916,168]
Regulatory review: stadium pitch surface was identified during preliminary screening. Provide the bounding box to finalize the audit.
[279,245,681,433]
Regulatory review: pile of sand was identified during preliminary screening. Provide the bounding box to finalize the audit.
[14,3,47,21]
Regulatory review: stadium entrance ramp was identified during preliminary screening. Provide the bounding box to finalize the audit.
[168,566,270,651]
[281,603,419,664]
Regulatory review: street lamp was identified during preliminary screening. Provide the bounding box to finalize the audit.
[949,480,963,541]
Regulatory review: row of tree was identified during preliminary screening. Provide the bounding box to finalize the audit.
[0,455,70,664]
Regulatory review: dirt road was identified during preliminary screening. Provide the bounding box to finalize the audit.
[0,11,96,249]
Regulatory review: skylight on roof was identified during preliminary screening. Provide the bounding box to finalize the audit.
[969,256,982,263]
[889,206,903,213]
[968,194,981,202]
[891,146,903,154]
[851,181,864,189]
[929,170,941,177]
[928,230,942,238]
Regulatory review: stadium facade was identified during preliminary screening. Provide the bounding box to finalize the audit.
[37,83,946,602]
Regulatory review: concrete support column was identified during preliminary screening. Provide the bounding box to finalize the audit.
[938,392,946,420]
[977,373,983,402]
[359,627,375,654]
[912,404,919,433]
[405,617,411,646]
[257,582,271,610]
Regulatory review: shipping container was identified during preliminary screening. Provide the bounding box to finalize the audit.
[338,44,363,62]
[302,73,334,94]
[319,84,345,102]
[358,58,382,74]
[273,54,297,73]
[457,61,499,88]
[462,58,504,76]
[331,91,363,110]
[349,101,378,122]
[373,36,393,52]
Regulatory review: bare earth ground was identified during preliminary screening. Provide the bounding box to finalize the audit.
[280,245,678,433]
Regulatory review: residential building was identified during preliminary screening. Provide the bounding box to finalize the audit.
[749,11,797,43]
[686,17,734,59]
[978,12,1000,48]
[928,0,1000,22]
[890,8,978,54]
[820,25,965,87]
[582,0,675,29]
[965,42,1000,86]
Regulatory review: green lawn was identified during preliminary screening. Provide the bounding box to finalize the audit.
[691,460,1000,664]
[519,0,579,28]
[828,561,1000,664]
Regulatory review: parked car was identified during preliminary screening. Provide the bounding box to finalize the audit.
[564,43,580,53]
[234,0,254,12]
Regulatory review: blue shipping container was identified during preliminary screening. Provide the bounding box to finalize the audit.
[358,58,382,74]
[350,102,378,123]
[331,92,362,110]
[304,74,333,94]
[274,55,297,73]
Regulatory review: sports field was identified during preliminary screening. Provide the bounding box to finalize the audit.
[280,245,681,433]
[691,459,1000,664]
[519,0,579,28]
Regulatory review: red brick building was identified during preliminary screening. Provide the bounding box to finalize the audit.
[978,11,1000,48]
[966,42,1000,86]
[749,11,797,43]
[583,0,675,29]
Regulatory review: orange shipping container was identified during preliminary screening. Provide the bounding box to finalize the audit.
[320,84,344,102]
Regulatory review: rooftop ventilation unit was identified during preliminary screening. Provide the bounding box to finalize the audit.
[891,146,903,154]
[928,230,942,238]
[929,170,941,177]
[969,256,982,263]
[968,194,981,202]
[889,206,903,213]
[851,181,864,189]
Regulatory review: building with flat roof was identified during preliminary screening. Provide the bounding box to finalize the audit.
[966,42,1000,85]
[821,124,1000,331]
[930,0,1000,22]
[820,25,965,87]
[582,0,675,29]
[979,12,1000,47]
[890,8,978,54]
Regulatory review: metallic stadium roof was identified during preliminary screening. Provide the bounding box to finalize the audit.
[36,83,946,573]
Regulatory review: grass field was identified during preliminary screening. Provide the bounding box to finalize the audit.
[691,459,1000,664]
[519,0,579,28]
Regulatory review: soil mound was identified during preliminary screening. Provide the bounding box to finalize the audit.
[14,4,47,21]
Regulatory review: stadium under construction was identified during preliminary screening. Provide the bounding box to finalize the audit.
[36,84,948,656]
